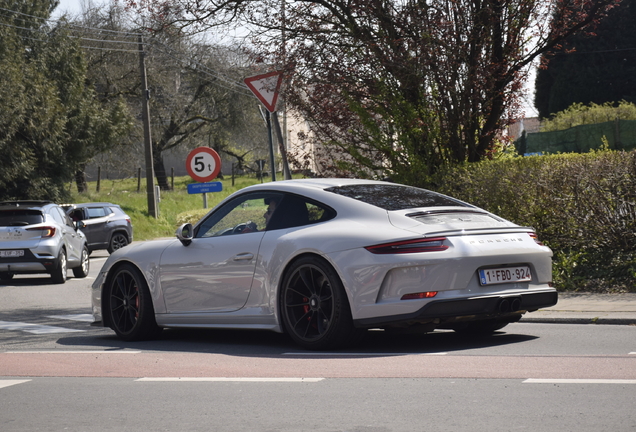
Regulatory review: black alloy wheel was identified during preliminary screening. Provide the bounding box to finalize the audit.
[281,256,362,350]
[107,233,129,254]
[107,264,161,341]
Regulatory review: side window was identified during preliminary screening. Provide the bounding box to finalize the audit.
[195,192,284,238]
[70,209,84,222]
[50,207,70,226]
[266,194,336,230]
[86,207,108,218]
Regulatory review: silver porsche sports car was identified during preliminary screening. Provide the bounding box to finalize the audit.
[91,179,557,350]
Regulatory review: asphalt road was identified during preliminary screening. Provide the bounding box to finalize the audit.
[1,251,635,431]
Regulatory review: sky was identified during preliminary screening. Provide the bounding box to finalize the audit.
[54,0,106,17]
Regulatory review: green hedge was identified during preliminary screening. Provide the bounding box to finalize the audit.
[433,150,636,292]
[517,119,636,155]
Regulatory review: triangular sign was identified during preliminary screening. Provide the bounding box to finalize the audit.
[244,71,284,113]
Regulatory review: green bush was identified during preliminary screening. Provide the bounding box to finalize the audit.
[434,150,636,293]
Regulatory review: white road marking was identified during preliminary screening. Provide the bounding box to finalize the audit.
[0,380,31,389]
[629,352,635,355]
[282,352,447,356]
[136,377,325,382]
[4,350,141,354]
[0,321,84,334]
[46,314,94,323]
[523,379,636,384]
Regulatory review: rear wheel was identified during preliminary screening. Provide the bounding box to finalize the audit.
[106,263,161,341]
[72,246,90,278]
[280,256,363,350]
[107,232,129,254]
[51,249,67,284]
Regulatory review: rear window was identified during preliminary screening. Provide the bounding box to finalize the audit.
[325,184,470,211]
[0,210,45,226]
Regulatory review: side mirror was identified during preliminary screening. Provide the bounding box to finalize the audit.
[176,223,193,246]
[75,221,86,230]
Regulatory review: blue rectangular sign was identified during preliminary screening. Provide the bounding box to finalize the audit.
[187,181,223,194]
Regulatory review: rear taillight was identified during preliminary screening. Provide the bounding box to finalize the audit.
[401,291,438,300]
[528,232,544,246]
[365,237,448,254]
[125,217,132,225]
[26,226,56,238]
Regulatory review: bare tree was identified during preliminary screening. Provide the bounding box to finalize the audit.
[123,0,618,183]
[74,1,267,188]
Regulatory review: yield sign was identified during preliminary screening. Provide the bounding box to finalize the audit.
[244,71,283,112]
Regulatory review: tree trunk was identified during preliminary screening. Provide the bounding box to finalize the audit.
[152,148,170,190]
[74,168,88,193]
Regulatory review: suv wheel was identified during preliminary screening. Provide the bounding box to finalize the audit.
[72,245,90,278]
[51,249,67,284]
[107,232,129,254]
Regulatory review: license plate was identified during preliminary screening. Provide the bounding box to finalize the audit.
[478,266,531,286]
[0,250,24,258]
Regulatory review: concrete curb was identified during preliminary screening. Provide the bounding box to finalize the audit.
[521,316,636,325]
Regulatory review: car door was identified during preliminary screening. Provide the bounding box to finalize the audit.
[50,207,83,262]
[82,206,111,248]
[158,192,282,314]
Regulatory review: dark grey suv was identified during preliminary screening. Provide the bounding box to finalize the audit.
[62,203,133,254]
[0,201,90,283]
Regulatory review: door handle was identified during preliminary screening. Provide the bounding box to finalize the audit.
[233,253,254,261]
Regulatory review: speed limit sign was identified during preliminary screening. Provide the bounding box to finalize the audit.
[186,147,221,183]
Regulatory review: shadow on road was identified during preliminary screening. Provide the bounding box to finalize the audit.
[54,325,539,359]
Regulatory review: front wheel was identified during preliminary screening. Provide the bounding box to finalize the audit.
[72,246,90,278]
[106,263,161,341]
[51,249,67,284]
[280,256,363,350]
[107,232,129,254]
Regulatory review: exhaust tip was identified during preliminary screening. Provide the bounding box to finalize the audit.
[498,299,511,313]
[510,297,522,312]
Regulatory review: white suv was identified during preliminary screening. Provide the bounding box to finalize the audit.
[0,201,89,284]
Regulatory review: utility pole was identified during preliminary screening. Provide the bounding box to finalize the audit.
[138,35,158,218]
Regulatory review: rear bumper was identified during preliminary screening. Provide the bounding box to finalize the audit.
[353,290,558,328]
[0,252,58,274]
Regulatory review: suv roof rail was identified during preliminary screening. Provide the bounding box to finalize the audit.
[0,200,53,207]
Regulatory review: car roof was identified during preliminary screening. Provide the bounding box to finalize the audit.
[62,202,120,209]
[242,178,389,193]
[0,200,54,209]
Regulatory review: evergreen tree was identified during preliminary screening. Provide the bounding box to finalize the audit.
[535,0,636,119]
[0,0,132,200]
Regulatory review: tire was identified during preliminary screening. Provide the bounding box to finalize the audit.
[107,232,129,254]
[280,256,363,350]
[0,272,14,281]
[72,246,90,278]
[106,263,161,341]
[51,249,67,284]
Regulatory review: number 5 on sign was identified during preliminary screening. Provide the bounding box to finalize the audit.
[186,147,222,183]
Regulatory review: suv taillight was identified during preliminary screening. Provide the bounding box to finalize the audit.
[26,226,56,238]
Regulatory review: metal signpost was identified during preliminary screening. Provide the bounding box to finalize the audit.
[244,71,291,181]
[186,147,223,208]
